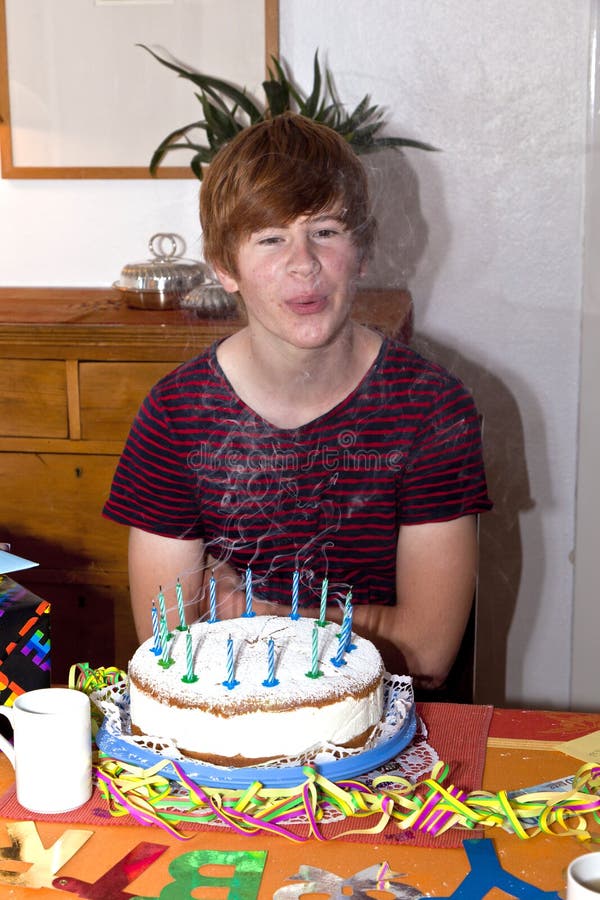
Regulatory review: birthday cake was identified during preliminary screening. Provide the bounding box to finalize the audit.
[128,615,386,766]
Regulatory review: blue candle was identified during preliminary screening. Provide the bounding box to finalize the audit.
[209,570,217,623]
[331,635,347,668]
[223,635,239,689]
[290,569,300,620]
[340,590,354,651]
[181,626,198,683]
[262,638,279,687]
[306,621,323,679]
[151,602,161,655]
[176,578,186,631]
[342,588,356,652]
[242,566,255,618]
[318,576,328,626]
[332,589,353,667]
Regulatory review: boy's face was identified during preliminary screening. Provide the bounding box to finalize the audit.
[214,210,365,352]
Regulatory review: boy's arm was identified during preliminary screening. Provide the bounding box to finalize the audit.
[128,527,206,641]
[351,515,478,689]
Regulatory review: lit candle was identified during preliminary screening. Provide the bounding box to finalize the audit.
[157,587,173,639]
[306,620,323,679]
[151,602,161,655]
[242,566,255,618]
[181,626,198,683]
[262,637,279,687]
[290,569,300,620]
[176,578,186,631]
[223,635,239,689]
[209,570,217,623]
[318,576,328,626]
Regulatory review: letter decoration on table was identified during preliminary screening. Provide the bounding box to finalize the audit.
[273,862,423,900]
[0,826,565,899]
[0,822,93,890]
[52,841,168,900]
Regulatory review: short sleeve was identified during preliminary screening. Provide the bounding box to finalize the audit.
[103,386,204,539]
[398,375,492,524]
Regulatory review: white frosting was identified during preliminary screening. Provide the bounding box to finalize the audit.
[129,615,385,762]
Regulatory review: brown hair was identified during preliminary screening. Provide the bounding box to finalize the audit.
[199,112,376,275]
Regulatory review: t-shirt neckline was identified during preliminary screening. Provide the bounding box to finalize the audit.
[209,336,389,434]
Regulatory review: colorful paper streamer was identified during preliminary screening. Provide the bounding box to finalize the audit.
[91,757,600,843]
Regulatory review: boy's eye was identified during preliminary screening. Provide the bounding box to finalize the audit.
[257,235,283,245]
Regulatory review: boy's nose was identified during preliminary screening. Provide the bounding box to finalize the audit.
[287,239,321,277]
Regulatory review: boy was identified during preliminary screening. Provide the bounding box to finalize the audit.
[104,113,491,689]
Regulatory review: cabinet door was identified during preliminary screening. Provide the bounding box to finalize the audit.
[1,452,133,671]
[1,452,127,572]
[1,359,68,437]
[79,361,181,441]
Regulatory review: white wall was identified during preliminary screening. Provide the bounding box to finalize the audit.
[572,0,600,710]
[0,1,592,708]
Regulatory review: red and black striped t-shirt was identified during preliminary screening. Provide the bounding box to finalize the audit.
[103,338,491,608]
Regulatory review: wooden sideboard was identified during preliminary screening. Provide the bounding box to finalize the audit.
[0,287,411,679]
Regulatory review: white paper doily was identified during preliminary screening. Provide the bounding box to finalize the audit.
[92,672,438,789]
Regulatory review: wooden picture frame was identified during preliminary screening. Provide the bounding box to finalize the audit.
[0,0,279,179]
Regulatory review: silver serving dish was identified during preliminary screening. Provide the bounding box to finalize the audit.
[114,233,208,310]
[180,274,239,318]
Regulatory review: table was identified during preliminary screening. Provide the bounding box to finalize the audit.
[0,706,598,898]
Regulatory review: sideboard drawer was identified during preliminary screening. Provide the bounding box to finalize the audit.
[2,359,68,437]
[1,451,127,572]
[79,361,180,441]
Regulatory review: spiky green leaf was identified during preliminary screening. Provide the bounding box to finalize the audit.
[138,44,263,122]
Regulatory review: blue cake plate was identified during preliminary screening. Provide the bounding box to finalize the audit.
[96,701,417,789]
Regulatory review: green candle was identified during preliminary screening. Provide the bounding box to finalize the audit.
[176,578,186,631]
[306,620,323,679]
[182,626,198,683]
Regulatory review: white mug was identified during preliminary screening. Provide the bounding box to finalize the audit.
[0,688,92,814]
[567,853,600,899]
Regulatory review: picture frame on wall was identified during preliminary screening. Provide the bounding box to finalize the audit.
[0,0,279,178]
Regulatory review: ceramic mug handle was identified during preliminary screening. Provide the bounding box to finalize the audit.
[0,708,16,766]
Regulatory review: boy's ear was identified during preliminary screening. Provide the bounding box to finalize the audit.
[213,264,240,294]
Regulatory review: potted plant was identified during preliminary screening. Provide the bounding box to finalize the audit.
[139,47,437,179]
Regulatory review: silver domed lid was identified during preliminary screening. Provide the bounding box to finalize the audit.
[116,233,208,294]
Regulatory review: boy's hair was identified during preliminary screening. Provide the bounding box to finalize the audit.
[199,112,376,275]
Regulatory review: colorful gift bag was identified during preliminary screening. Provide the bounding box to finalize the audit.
[0,576,51,733]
